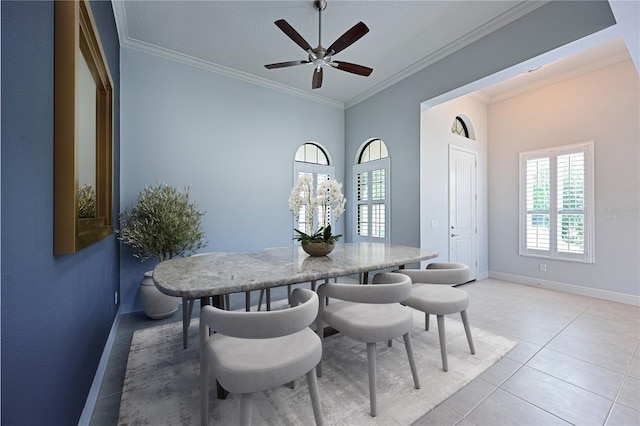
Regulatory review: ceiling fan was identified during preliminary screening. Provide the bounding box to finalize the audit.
[264,0,373,89]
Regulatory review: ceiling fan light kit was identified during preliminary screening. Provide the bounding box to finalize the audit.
[265,0,373,89]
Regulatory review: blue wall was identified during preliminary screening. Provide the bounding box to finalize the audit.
[119,47,345,313]
[1,1,120,424]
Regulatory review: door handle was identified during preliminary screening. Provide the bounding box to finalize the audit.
[451,233,459,237]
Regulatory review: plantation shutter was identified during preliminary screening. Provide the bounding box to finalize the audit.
[352,157,390,243]
[522,154,551,256]
[519,142,593,263]
[556,145,590,261]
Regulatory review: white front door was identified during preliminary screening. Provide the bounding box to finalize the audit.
[449,147,477,280]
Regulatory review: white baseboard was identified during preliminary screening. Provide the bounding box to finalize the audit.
[78,307,122,426]
[489,271,640,306]
[477,270,489,280]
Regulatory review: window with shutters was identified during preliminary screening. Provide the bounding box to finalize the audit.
[293,143,334,235]
[519,141,594,263]
[353,139,390,243]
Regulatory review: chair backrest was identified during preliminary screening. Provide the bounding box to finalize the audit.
[394,263,469,285]
[317,272,411,304]
[200,288,318,339]
[426,262,468,270]
[372,272,410,285]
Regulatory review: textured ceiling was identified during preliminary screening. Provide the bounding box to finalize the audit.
[114,1,544,106]
[113,1,630,108]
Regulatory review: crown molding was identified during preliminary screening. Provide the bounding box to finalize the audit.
[111,2,344,110]
[112,0,546,111]
[482,51,631,104]
[344,1,548,109]
[123,38,345,109]
[111,1,127,45]
[467,92,490,105]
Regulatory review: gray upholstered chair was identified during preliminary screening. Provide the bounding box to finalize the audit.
[394,262,469,286]
[315,272,420,417]
[199,288,323,426]
[405,284,475,371]
[392,263,474,372]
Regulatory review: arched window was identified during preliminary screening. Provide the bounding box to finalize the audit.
[353,139,390,243]
[293,143,334,235]
[451,116,469,138]
[295,143,329,165]
[358,138,388,163]
[452,115,477,140]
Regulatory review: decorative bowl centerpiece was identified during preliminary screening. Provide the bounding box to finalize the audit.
[289,175,346,256]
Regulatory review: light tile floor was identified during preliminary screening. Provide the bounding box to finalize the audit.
[90,278,640,425]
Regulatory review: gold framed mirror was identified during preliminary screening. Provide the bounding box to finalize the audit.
[54,0,113,254]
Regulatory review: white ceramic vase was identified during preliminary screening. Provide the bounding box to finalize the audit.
[139,271,179,319]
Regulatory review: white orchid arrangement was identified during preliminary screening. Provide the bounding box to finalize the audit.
[289,175,346,245]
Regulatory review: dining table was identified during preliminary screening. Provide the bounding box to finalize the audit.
[152,242,439,304]
[152,242,438,399]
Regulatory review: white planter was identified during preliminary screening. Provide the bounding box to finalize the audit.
[139,271,179,319]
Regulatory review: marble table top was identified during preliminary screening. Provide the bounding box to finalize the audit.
[153,243,438,299]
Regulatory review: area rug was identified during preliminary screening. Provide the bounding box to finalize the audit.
[118,312,516,425]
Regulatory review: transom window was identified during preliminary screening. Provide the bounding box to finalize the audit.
[358,138,388,163]
[353,139,390,243]
[451,116,469,138]
[295,143,329,165]
[519,141,594,263]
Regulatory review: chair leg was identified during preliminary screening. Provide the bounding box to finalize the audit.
[183,297,189,349]
[425,312,430,331]
[200,338,209,425]
[402,333,420,389]
[461,310,476,354]
[183,297,195,349]
[287,284,292,305]
[315,309,325,377]
[306,369,323,426]
[266,288,271,311]
[436,315,448,371]
[258,289,264,311]
[239,393,254,426]
[245,291,251,312]
[366,342,377,417]
[256,289,272,311]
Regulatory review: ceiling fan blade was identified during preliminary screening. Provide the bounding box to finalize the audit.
[312,67,323,89]
[327,21,369,55]
[332,61,373,76]
[264,60,310,69]
[274,19,312,52]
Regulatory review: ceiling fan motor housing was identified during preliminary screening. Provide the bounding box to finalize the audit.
[314,1,327,12]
